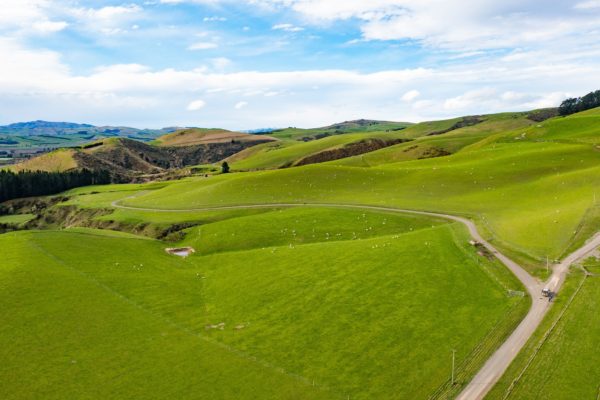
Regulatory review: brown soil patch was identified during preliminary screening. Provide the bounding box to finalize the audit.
[165,247,196,257]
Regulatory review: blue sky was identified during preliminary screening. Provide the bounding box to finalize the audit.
[2,0,600,129]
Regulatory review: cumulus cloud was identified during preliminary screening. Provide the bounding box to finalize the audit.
[188,42,218,50]
[240,0,600,51]
[2,1,600,128]
[204,16,227,21]
[402,90,420,102]
[187,99,207,111]
[575,1,600,9]
[211,57,232,70]
[2,33,599,129]
[0,0,68,35]
[272,23,304,32]
[68,4,143,36]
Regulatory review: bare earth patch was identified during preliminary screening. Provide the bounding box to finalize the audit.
[165,247,195,257]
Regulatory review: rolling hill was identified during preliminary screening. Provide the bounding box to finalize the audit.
[269,119,412,141]
[2,106,600,400]
[154,128,276,147]
[11,136,273,181]
[0,120,177,140]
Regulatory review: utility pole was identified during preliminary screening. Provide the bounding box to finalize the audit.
[451,350,456,385]
[546,255,549,275]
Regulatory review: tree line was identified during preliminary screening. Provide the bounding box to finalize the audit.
[0,169,111,203]
[559,89,600,116]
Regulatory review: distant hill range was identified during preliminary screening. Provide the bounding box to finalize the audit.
[9,128,276,181]
[0,120,180,142]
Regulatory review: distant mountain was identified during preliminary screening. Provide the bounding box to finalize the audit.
[0,120,179,139]
[1,121,94,132]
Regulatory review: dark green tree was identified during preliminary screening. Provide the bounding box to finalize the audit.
[0,169,111,203]
[559,89,600,116]
[221,162,230,174]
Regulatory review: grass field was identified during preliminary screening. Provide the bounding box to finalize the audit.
[154,128,273,147]
[0,214,35,225]
[115,132,600,276]
[11,149,78,172]
[228,131,407,171]
[4,108,600,399]
[0,206,526,399]
[486,258,600,400]
[334,112,534,167]
[268,120,412,141]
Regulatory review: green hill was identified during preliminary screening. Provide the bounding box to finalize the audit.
[0,207,525,400]
[111,109,600,275]
[3,106,600,400]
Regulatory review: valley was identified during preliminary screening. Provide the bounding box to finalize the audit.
[2,105,600,399]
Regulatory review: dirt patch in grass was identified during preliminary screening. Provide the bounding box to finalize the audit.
[165,247,196,257]
[417,147,452,160]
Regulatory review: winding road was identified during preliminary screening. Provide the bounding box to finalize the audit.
[111,198,600,400]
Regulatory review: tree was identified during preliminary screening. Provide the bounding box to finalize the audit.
[221,162,230,174]
[0,169,111,203]
[559,89,600,116]
[558,97,579,116]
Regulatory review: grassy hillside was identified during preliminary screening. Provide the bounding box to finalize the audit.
[10,137,270,180]
[0,214,35,225]
[0,204,526,399]
[334,112,535,167]
[228,131,409,170]
[154,128,275,147]
[4,107,600,399]
[110,110,600,275]
[11,149,78,172]
[486,259,600,400]
[0,230,331,400]
[269,119,412,141]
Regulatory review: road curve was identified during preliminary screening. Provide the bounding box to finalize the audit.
[111,198,600,400]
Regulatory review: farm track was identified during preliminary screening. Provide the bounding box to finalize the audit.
[111,198,600,400]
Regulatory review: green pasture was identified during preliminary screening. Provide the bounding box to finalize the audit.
[229,131,406,171]
[0,214,35,225]
[113,136,600,275]
[487,259,600,400]
[0,206,525,399]
[269,121,411,141]
[335,112,534,167]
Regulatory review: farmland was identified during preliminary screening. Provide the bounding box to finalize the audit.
[486,258,600,400]
[2,107,600,399]
[0,214,35,225]
[0,207,526,399]
[115,137,600,276]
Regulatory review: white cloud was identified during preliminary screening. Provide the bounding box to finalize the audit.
[272,23,304,32]
[2,34,600,128]
[444,88,497,111]
[187,99,207,111]
[188,42,218,50]
[402,90,420,102]
[0,0,68,35]
[211,57,232,70]
[246,1,600,52]
[575,1,600,9]
[235,101,248,109]
[204,16,227,21]
[68,4,143,36]
[32,20,69,34]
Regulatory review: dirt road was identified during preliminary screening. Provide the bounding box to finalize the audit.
[111,199,600,399]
